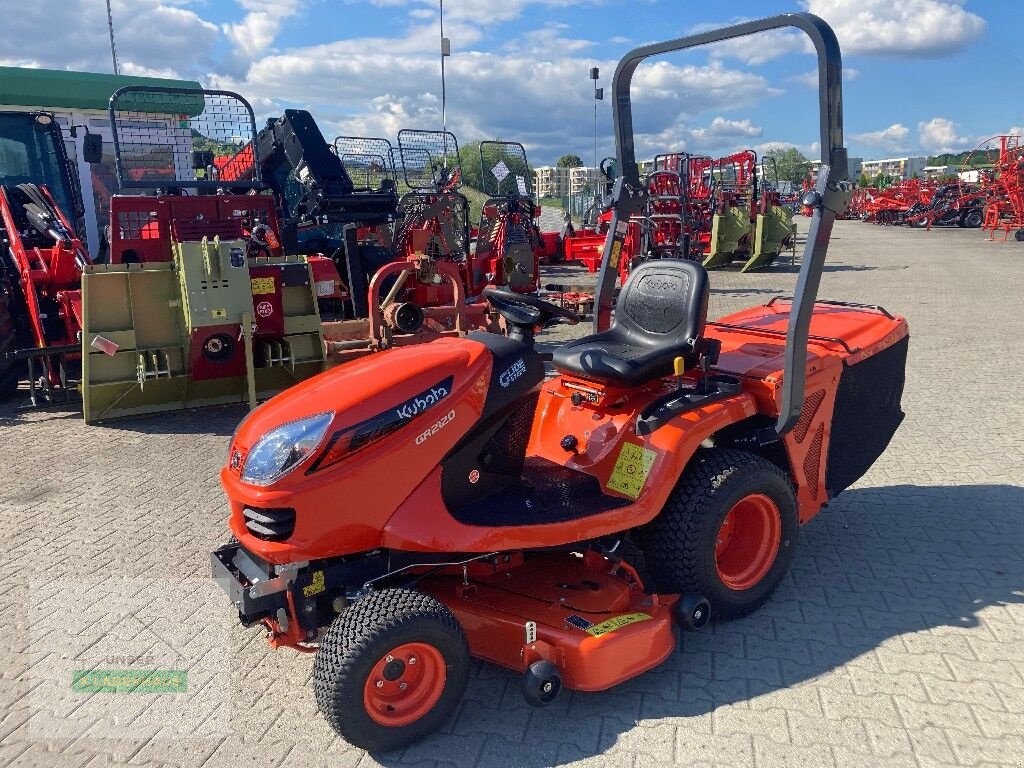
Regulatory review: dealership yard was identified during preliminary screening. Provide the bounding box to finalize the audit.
[2,218,1023,768]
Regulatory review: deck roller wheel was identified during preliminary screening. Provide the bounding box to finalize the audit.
[673,593,711,631]
[522,660,562,707]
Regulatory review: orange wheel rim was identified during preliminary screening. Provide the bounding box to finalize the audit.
[362,642,446,727]
[715,493,782,591]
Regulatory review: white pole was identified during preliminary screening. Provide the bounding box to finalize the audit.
[440,0,447,136]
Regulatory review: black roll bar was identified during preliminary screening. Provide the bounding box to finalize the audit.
[594,12,851,437]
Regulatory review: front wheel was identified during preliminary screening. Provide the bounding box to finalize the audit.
[636,448,798,620]
[313,588,470,752]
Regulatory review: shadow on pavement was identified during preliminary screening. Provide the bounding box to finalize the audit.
[377,483,1024,767]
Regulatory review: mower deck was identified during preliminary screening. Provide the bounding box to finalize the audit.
[417,552,676,691]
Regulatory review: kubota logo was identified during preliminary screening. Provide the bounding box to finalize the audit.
[394,376,454,421]
[499,359,527,388]
[415,410,456,445]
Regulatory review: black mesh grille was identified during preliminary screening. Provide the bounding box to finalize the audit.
[623,271,691,334]
[109,86,259,191]
[480,393,538,477]
[243,507,296,541]
[826,335,908,497]
[397,129,460,191]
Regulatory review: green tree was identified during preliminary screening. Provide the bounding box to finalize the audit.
[459,140,535,196]
[763,147,810,186]
[457,141,484,191]
[556,154,584,168]
[858,173,871,188]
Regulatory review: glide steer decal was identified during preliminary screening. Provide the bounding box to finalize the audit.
[499,359,527,388]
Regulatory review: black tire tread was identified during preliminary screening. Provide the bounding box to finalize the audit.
[313,588,468,752]
[636,447,796,620]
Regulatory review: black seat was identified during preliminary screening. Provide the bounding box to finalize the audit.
[552,260,709,386]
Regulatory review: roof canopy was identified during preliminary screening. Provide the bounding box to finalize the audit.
[0,67,202,112]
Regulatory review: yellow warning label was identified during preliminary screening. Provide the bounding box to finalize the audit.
[610,239,622,268]
[211,308,227,319]
[302,570,325,597]
[606,442,657,499]
[586,612,652,637]
[250,276,276,295]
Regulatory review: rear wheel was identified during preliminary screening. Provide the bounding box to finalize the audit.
[960,208,983,228]
[636,448,798,620]
[313,588,469,752]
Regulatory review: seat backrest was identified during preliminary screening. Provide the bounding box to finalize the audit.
[614,259,709,349]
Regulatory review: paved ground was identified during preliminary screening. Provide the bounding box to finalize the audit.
[2,219,1023,768]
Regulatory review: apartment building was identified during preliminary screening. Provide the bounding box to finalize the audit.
[859,156,927,180]
[534,164,601,197]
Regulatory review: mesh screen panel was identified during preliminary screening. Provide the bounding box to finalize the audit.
[109,87,259,191]
[479,141,532,198]
[333,136,396,189]
[397,129,460,191]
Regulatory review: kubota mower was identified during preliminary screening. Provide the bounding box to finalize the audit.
[212,13,908,752]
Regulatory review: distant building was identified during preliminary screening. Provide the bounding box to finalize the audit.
[809,156,863,180]
[534,165,570,198]
[534,164,601,198]
[923,165,959,179]
[860,156,927,181]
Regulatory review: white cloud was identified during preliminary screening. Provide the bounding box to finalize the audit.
[917,117,971,153]
[851,123,911,153]
[800,0,986,57]
[222,0,302,66]
[0,0,219,78]
[701,2,984,62]
[4,0,781,165]
[696,25,812,66]
[789,67,860,88]
[692,117,762,139]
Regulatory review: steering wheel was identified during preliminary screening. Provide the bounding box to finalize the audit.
[483,287,578,343]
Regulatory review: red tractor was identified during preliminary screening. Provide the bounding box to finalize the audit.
[211,13,907,752]
[0,111,100,404]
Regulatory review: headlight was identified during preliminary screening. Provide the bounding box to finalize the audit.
[241,412,333,486]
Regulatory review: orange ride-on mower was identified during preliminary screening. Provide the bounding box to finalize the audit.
[211,13,908,752]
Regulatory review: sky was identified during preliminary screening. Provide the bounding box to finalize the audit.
[1,0,1019,166]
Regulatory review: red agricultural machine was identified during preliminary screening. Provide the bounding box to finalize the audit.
[212,12,909,752]
[78,87,327,422]
[473,140,543,294]
[978,135,1024,241]
[858,178,930,225]
[644,152,714,261]
[0,111,101,404]
[904,182,986,229]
